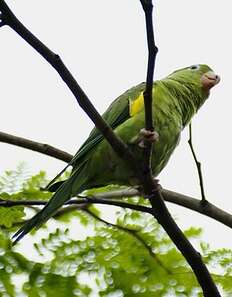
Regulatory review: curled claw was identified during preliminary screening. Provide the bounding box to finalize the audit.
[138,128,159,148]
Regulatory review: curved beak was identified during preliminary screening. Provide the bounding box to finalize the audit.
[201,71,220,91]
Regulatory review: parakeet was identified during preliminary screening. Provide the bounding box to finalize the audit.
[13,64,220,243]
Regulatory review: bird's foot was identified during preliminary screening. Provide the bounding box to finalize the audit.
[138,128,159,148]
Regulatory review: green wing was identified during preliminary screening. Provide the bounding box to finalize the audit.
[74,82,146,163]
[47,83,145,191]
[13,83,146,242]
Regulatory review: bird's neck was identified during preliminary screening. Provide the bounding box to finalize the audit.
[161,78,206,127]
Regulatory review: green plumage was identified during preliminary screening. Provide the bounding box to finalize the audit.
[13,64,218,242]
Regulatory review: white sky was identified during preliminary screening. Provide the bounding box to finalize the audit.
[0,0,231,251]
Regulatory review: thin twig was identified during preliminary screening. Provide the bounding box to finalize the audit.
[0,131,72,163]
[93,188,232,229]
[162,189,232,229]
[140,0,158,181]
[2,185,232,230]
[140,0,158,130]
[53,204,88,218]
[0,197,152,214]
[188,123,206,203]
[4,189,232,237]
[84,207,172,274]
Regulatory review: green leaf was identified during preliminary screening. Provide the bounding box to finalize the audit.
[1,168,232,296]
[0,206,24,227]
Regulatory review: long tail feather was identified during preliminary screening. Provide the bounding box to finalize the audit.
[13,167,83,244]
[44,163,70,191]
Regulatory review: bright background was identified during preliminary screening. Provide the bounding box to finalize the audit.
[0,0,231,251]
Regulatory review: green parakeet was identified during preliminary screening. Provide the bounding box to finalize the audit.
[13,64,220,242]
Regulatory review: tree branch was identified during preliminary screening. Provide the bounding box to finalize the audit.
[92,188,232,230]
[140,0,158,176]
[0,0,141,179]
[162,189,232,229]
[0,197,152,214]
[0,131,72,163]
[139,1,220,295]
[188,123,206,202]
[149,192,220,296]
[53,204,88,218]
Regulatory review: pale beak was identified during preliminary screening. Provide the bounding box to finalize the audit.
[201,71,220,91]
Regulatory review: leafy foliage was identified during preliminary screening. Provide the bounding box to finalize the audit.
[0,169,231,296]
[0,165,51,228]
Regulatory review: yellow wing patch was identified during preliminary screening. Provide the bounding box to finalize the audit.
[129,92,144,117]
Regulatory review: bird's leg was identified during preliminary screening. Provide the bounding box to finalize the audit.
[138,128,159,148]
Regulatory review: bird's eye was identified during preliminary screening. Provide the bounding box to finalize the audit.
[189,65,200,70]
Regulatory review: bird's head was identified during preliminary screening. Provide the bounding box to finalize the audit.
[167,64,220,95]
[163,64,220,126]
[166,64,220,109]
